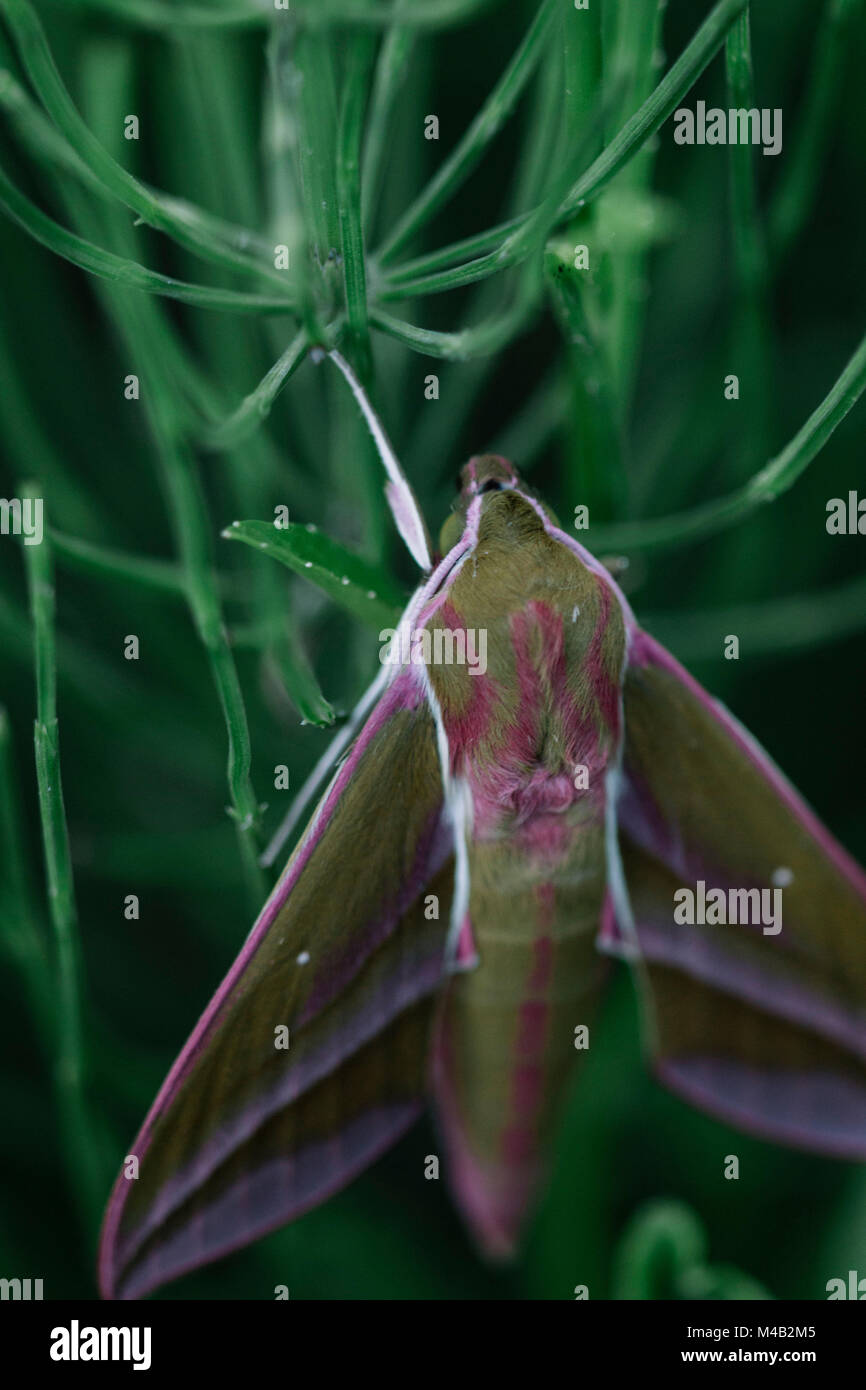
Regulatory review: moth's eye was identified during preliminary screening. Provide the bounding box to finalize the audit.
[478,479,503,494]
[454,473,463,492]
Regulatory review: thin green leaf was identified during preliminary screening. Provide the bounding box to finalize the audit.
[361,6,415,238]
[337,36,375,381]
[1,0,290,288]
[50,529,190,595]
[725,4,772,472]
[379,0,748,294]
[203,331,310,451]
[223,520,405,630]
[559,0,750,219]
[770,0,861,257]
[382,217,524,287]
[380,84,615,302]
[561,0,602,145]
[644,569,866,664]
[0,28,275,265]
[63,0,496,29]
[266,634,336,729]
[294,27,341,266]
[377,0,556,262]
[726,7,767,298]
[371,279,539,359]
[0,159,298,315]
[58,172,267,902]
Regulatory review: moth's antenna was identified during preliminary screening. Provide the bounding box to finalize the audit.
[328,349,432,572]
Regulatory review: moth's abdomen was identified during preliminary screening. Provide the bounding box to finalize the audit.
[430,818,609,1258]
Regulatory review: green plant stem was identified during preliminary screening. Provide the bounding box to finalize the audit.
[644,569,866,663]
[378,0,749,287]
[591,331,866,552]
[560,0,749,218]
[22,499,102,1230]
[377,0,556,262]
[0,160,298,315]
[562,0,602,146]
[377,238,525,299]
[368,309,468,359]
[60,168,266,904]
[401,40,567,489]
[511,28,566,212]
[64,0,496,26]
[0,706,54,1039]
[337,36,375,382]
[0,30,274,263]
[361,9,414,238]
[294,27,341,267]
[1,0,290,288]
[203,330,310,450]
[49,530,191,595]
[381,218,523,286]
[64,0,268,26]
[726,8,767,300]
[151,418,266,900]
[612,1201,705,1300]
[370,283,537,359]
[380,82,602,306]
[378,0,748,300]
[769,0,860,257]
[161,29,334,730]
[600,0,665,417]
[373,83,608,364]
[1,41,275,435]
[544,246,626,521]
[725,5,772,471]
[0,39,97,188]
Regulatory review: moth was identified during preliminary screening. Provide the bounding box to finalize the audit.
[99,357,866,1299]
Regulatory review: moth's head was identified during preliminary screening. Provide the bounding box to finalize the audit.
[440,454,555,553]
[458,454,520,497]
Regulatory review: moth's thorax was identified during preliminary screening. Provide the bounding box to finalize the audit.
[425,489,626,852]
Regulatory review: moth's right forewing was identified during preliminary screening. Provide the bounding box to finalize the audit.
[99,666,453,1300]
[616,631,866,1155]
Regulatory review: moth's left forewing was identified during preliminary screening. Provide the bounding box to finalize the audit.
[614,628,866,1155]
[99,665,454,1299]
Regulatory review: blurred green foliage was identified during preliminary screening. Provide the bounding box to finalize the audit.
[0,0,865,1299]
